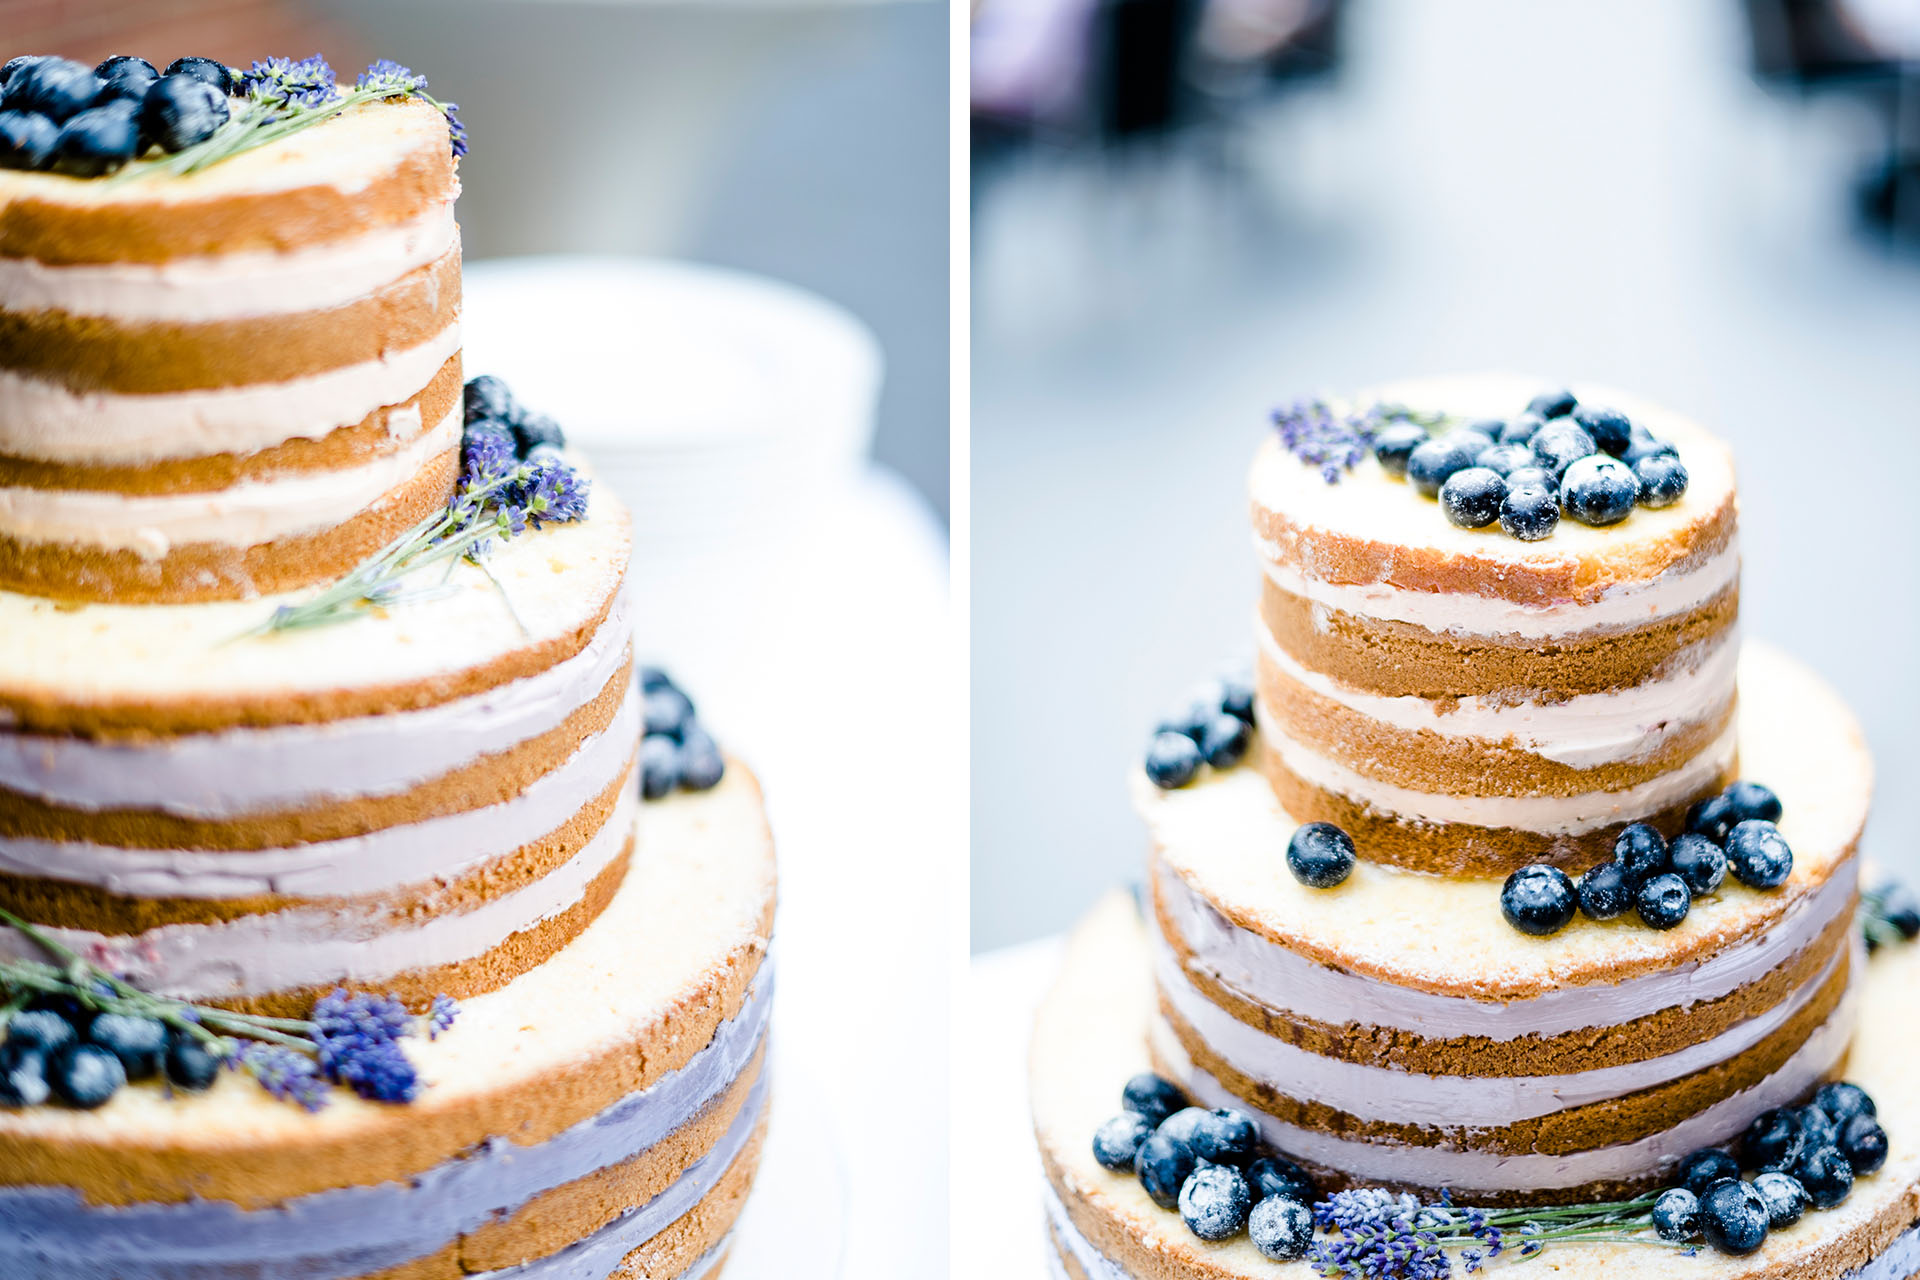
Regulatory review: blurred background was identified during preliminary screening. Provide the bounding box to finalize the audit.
[971,0,1920,950]
[5,2,951,1274]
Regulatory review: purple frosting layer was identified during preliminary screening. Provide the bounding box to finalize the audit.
[0,965,772,1280]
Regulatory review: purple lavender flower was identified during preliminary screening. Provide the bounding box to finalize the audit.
[428,994,459,1040]
[356,59,426,95]
[236,1043,330,1112]
[517,454,591,529]
[311,989,424,1104]
[461,422,516,486]
[329,1037,421,1103]
[1272,399,1440,485]
[241,55,338,110]
[438,101,468,158]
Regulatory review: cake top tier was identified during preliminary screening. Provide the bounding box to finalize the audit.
[1250,373,1738,612]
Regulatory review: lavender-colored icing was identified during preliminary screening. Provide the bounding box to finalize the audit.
[1849,1222,1920,1280]
[0,967,772,1279]
[0,583,632,818]
[0,695,638,900]
[1154,856,1858,1040]
[1042,1186,1127,1280]
[1155,934,1843,1125]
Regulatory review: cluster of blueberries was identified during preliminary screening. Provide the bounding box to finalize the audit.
[640,668,725,800]
[1501,780,1791,937]
[0,55,232,175]
[1654,1082,1887,1256]
[0,998,219,1110]
[1144,677,1255,791]
[463,375,568,461]
[1375,388,1688,541]
[1092,1074,1319,1260]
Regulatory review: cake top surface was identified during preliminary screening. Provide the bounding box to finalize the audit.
[0,98,451,212]
[1251,373,1738,605]
[1139,643,1870,999]
[0,467,629,730]
[1032,890,1920,1280]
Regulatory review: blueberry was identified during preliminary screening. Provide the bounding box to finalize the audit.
[1474,444,1536,477]
[1135,1132,1196,1209]
[1287,822,1355,889]
[88,1013,168,1081]
[49,1043,124,1109]
[1668,834,1727,896]
[1093,1112,1155,1171]
[1796,1145,1854,1208]
[639,734,681,799]
[5,1008,76,1054]
[1699,1178,1769,1256]
[1372,423,1428,478]
[1879,883,1920,940]
[1572,405,1634,455]
[1612,823,1669,886]
[1122,1072,1187,1126]
[1247,1155,1315,1204]
[1722,781,1783,826]
[7,58,101,123]
[1198,714,1251,769]
[1156,1106,1210,1150]
[463,375,517,424]
[52,102,140,175]
[1811,1081,1876,1127]
[1,55,50,88]
[1146,731,1203,790]
[1500,412,1546,444]
[1838,1113,1888,1174]
[1796,1105,1839,1150]
[1249,1195,1313,1261]
[1573,860,1631,919]
[1685,792,1740,843]
[0,1042,50,1108]
[0,109,57,169]
[512,412,566,456]
[1503,465,1556,493]
[94,59,158,106]
[1622,434,1679,468]
[1190,1108,1261,1165]
[644,686,695,739]
[95,56,158,80]
[1220,678,1255,725]
[140,73,228,152]
[677,727,725,792]
[1439,467,1506,529]
[1651,1187,1701,1242]
[1636,873,1691,930]
[1751,1171,1807,1228]
[1498,483,1559,541]
[1406,438,1476,498]
[1726,820,1793,889]
[1178,1163,1253,1241]
[1635,454,1688,508]
[1678,1147,1742,1196]
[163,1032,222,1092]
[1740,1107,1806,1173]
[1500,865,1577,936]
[163,57,234,96]
[1530,419,1598,477]
[1560,455,1640,526]
[1442,427,1497,459]
[1526,388,1578,418]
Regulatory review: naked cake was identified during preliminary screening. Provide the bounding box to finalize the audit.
[1032,373,1918,1278]
[0,52,774,1279]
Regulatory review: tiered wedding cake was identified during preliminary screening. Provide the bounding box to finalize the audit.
[1032,375,1919,1278]
[0,65,773,1280]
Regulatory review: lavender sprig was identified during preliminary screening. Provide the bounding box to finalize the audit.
[0,908,457,1111]
[1272,399,1456,484]
[109,56,466,184]
[1307,1188,1680,1277]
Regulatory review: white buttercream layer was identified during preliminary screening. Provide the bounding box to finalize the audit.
[1259,623,1740,770]
[0,206,458,322]
[0,582,633,817]
[1154,855,1858,1040]
[0,688,639,899]
[0,324,460,465]
[1157,970,1858,1193]
[0,410,457,558]
[0,765,637,1001]
[1266,711,1736,829]
[1154,935,1844,1127]
[1043,1186,1130,1280]
[1258,539,1740,641]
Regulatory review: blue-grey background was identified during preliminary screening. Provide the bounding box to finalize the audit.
[972,0,1920,949]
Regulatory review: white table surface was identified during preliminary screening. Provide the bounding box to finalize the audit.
[957,937,1069,1280]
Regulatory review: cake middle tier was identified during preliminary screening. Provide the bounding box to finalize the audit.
[1138,643,1871,1203]
[0,483,632,1015]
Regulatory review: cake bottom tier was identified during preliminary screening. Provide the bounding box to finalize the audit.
[1032,892,1920,1280]
[0,765,779,1280]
